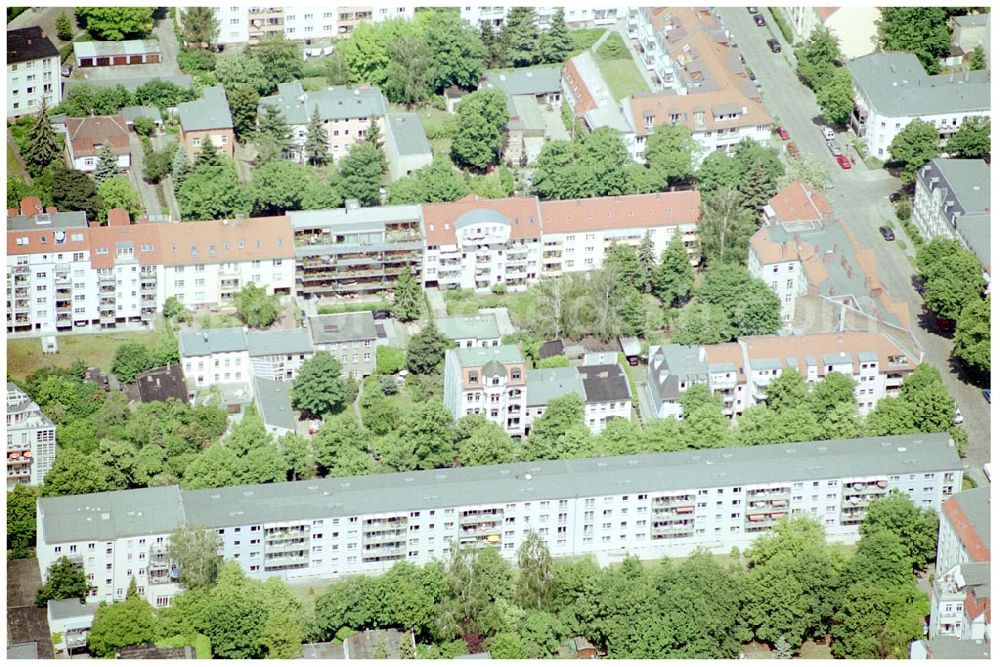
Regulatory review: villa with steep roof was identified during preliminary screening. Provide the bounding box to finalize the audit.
[444,345,528,436]
[177,85,234,158]
[258,81,388,164]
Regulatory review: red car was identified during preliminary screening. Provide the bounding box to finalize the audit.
[776,126,790,140]
[836,155,852,169]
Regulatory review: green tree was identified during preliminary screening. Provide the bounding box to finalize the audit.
[278,433,315,481]
[336,141,384,205]
[56,12,73,40]
[246,34,303,95]
[796,27,842,90]
[168,526,222,589]
[97,175,142,222]
[888,119,941,183]
[967,44,987,70]
[861,493,938,572]
[93,142,119,185]
[502,7,541,66]
[670,302,734,345]
[516,531,556,610]
[24,99,63,176]
[205,563,269,658]
[696,151,741,194]
[877,7,951,74]
[7,485,40,559]
[604,243,644,291]
[388,159,472,204]
[290,352,351,418]
[226,83,260,141]
[76,7,154,40]
[923,250,984,322]
[451,88,509,170]
[644,124,698,186]
[376,346,407,375]
[87,594,159,657]
[248,159,313,215]
[232,282,280,328]
[821,401,863,440]
[698,263,781,337]
[406,322,451,375]
[301,106,330,167]
[698,187,758,265]
[540,9,573,64]
[525,394,588,460]
[216,53,268,92]
[395,402,457,470]
[360,380,401,437]
[816,67,856,126]
[945,116,990,160]
[489,632,528,658]
[372,631,390,659]
[953,295,990,374]
[180,6,219,46]
[183,442,243,489]
[111,342,154,384]
[256,103,294,157]
[392,267,424,321]
[314,413,375,477]
[810,372,857,421]
[480,22,507,69]
[384,33,433,107]
[324,48,353,86]
[774,635,793,659]
[765,370,808,413]
[456,416,517,466]
[652,237,695,306]
[172,146,192,185]
[636,232,657,292]
[35,556,89,606]
[42,449,116,496]
[177,162,249,220]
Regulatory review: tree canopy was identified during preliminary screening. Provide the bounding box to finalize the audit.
[290,353,353,418]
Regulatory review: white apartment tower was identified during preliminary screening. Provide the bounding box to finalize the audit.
[7,383,57,489]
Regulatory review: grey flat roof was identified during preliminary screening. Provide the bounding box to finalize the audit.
[526,367,585,407]
[38,433,959,542]
[454,344,524,366]
[930,158,991,213]
[657,344,709,380]
[247,328,313,357]
[259,81,388,126]
[74,39,161,59]
[64,74,193,93]
[120,105,162,124]
[847,52,990,117]
[7,211,88,233]
[926,637,991,659]
[289,204,423,230]
[47,598,97,622]
[482,66,562,97]
[7,643,39,660]
[386,113,431,156]
[178,85,232,131]
[434,314,500,341]
[308,312,377,344]
[953,486,991,553]
[253,377,296,431]
[179,327,248,357]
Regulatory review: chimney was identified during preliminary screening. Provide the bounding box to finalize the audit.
[202,332,209,342]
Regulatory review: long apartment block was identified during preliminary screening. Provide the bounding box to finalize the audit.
[37,433,961,608]
[8,191,700,334]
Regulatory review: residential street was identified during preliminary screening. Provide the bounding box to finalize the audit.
[717,8,991,484]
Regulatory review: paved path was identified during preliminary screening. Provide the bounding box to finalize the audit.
[425,287,448,318]
[128,134,163,218]
[718,7,991,484]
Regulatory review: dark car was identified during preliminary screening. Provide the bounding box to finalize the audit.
[753,14,766,27]
[879,226,895,241]
[767,39,781,53]
[984,388,991,403]
[889,192,903,203]
[372,310,391,320]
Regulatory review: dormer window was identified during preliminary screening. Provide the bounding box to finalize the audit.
[468,372,478,384]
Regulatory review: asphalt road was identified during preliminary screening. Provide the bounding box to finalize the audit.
[717,7,992,484]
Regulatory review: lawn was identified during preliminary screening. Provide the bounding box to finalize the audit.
[301,76,329,92]
[569,27,607,56]
[593,32,649,100]
[8,144,28,181]
[7,325,165,382]
[442,288,536,326]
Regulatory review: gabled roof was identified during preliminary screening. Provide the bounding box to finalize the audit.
[578,364,631,403]
[259,81,388,125]
[308,312,377,344]
[253,376,295,432]
[541,191,700,233]
[422,196,542,245]
[385,113,432,157]
[87,220,164,269]
[766,181,833,225]
[178,85,233,131]
[7,27,59,64]
[73,39,161,59]
[157,216,293,267]
[135,364,188,404]
[247,328,314,357]
[482,66,563,97]
[942,486,991,562]
[178,327,248,357]
[66,114,130,158]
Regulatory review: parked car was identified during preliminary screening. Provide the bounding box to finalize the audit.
[61,64,73,77]
[836,155,852,169]
[776,126,790,140]
[889,191,903,203]
[308,421,321,435]
[824,175,834,189]
[753,14,766,27]
[766,39,781,53]
[954,408,964,425]
[984,462,992,481]
[827,141,843,157]
[821,126,836,141]
[372,310,391,320]
[747,6,759,13]
[879,226,895,241]
[983,388,991,403]
[786,142,800,158]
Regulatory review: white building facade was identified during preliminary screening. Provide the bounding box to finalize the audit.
[199,6,414,44]
[444,345,528,437]
[36,434,962,608]
[7,27,62,119]
[7,382,57,489]
[460,6,623,28]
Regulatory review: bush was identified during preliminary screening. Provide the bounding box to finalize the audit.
[375,346,406,375]
[895,198,912,222]
[132,115,156,137]
[596,32,629,60]
[178,47,216,73]
[491,282,507,295]
[769,8,794,43]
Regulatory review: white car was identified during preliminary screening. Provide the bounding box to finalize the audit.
[821,126,836,141]
[954,408,964,425]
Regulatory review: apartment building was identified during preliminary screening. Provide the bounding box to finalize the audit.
[539,191,701,276]
[846,52,990,160]
[7,382,57,489]
[481,66,565,165]
[783,7,879,59]
[64,114,132,173]
[247,329,314,381]
[444,345,528,436]
[7,26,62,119]
[177,85,235,159]
[578,364,633,433]
[435,314,502,348]
[36,433,962,607]
[195,6,412,44]
[258,81,388,164]
[178,328,252,391]
[623,8,771,163]
[647,330,920,419]
[913,159,991,280]
[308,312,378,379]
[749,181,912,331]
[422,196,543,292]
[460,6,623,29]
[291,204,423,301]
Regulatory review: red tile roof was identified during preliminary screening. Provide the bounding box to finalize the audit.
[942,494,991,563]
[66,114,130,158]
[88,221,163,268]
[562,57,597,113]
[421,196,542,246]
[157,216,294,266]
[540,191,701,233]
[767,181,832,224]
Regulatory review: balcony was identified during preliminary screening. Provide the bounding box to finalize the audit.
[652,495,696,509]
[263,554,309,569]
[149,547,170,565]
[12,265,29,275]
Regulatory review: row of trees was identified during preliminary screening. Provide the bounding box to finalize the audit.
[795,28,854,126]
[889,116,990,181]
[54,79,198,118]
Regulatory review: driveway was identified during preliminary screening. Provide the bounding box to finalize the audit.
[127,133,162,218]
[71,13,182,83]
[717,7,991,483]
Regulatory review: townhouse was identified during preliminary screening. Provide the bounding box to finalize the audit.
[178,327,252,391]
[783,7,879,59]
[846,52,990,160]
[291,204,424,301]
[177,85,235,159]
[913,159,991,284]
[622,8,771,162]
[7,382,57,489]
[522,363,632,436]
[928,487,991,642]
[444,345,528,437]
[539,191,701,277]
[481,66,566,165]
[190,5,413,44]
[36,433,962,608]
[64,114,132,173]
[7,26,61,119]
[258,81,389,164]
[435,314,502,348]
[646,330,920,419]
[308,312,379,379]
[749,181,913,332]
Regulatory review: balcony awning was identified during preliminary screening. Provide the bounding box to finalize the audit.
[748,514,766,521]
[675,506,694,514]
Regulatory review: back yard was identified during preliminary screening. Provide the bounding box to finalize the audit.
[594,32,650,100]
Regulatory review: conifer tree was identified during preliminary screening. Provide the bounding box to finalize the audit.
[195,136,222,167]
[93,142,119,184]
[304,107,329,166]
[540,8,573,64]
[172,146,192,185]
[24,99,62,175]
